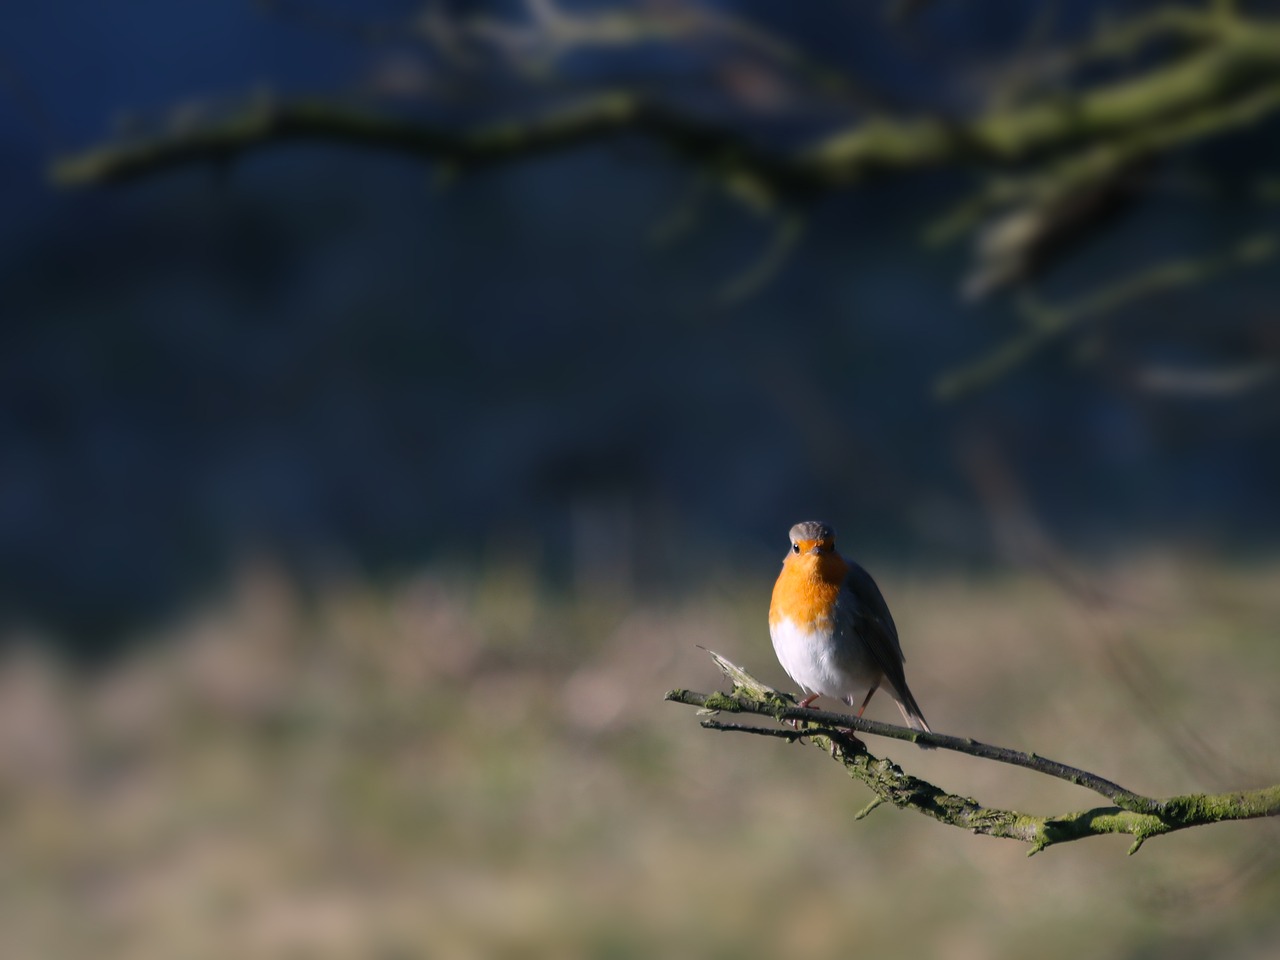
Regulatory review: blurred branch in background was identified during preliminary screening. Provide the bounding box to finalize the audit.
[53,7,1280,193]
[936,232,1277,399]
[668,652,1280,855]
[48,1,1280,395]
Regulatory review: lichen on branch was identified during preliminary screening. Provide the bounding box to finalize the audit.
[666,651,1280,854]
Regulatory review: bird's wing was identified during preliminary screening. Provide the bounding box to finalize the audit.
[837,559,911,692]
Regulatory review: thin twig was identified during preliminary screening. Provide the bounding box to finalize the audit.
[936,232,1277,399]
[668,685,1157,812]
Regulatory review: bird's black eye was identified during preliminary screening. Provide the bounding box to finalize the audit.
[791,543,800,554]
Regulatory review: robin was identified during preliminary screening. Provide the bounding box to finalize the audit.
[769,520,934,747]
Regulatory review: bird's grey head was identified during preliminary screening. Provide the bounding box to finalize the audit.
[788,521,836,553]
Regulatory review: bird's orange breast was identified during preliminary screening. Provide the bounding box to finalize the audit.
[769,552,849,630]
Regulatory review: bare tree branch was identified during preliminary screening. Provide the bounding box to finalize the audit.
[45,4,1280,395]
[666,651,1280,854]
[50,92,817,194]
[50,12,1280,188]
[935,232,1277,399]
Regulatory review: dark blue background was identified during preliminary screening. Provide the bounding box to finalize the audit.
[3,1,1278,646]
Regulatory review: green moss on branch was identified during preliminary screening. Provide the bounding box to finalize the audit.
[50,16,1280,191]
[668,652,1280,854]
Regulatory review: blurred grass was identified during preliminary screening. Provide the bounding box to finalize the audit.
[0,553,1278,959]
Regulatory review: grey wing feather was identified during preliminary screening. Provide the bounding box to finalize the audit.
[842,560,908,669]
[839,559,933,742]
[837,561,918,705]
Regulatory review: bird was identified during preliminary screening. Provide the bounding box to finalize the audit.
[769,520,934,747]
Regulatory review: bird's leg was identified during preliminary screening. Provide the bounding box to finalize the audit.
[790,692,819,729]
[855,683,879,718]
[831,727,865,754]
[828,686,880,752]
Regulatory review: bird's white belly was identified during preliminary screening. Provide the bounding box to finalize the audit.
[769,616,877,704]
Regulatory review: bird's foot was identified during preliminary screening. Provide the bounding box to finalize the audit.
[833,728,866,755]
[789,692,820,729]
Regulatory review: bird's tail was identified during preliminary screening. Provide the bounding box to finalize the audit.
[893,685,936,750]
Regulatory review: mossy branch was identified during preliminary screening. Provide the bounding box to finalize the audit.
[49,13,1280,191]
[45,5,1280,396]
[665,651,1280,854]
[50,93,818,197]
